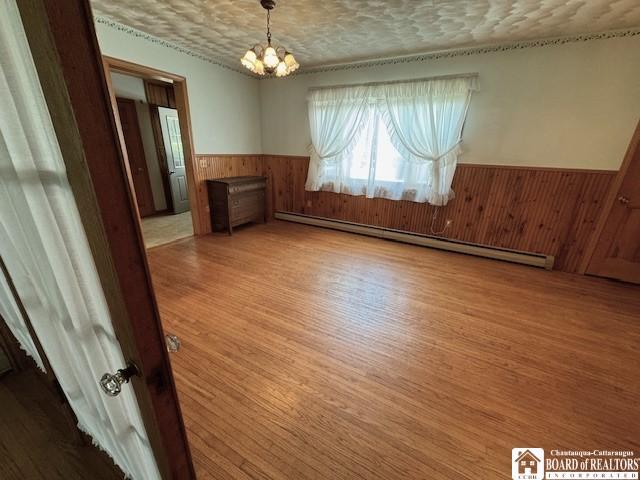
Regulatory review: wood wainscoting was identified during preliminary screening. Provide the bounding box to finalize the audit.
[194,154,615,273]
[193,155,264,234]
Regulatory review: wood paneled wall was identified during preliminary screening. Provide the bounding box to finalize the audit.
[193,155,264,234]
[194,154,615,272]
[144,80,176,108]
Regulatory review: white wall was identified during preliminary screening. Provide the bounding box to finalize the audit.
[111,72,167,211]
[95,22,262,155]
[259,35,640,170]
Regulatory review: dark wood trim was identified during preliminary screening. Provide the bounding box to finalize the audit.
[103,56,201,235]
[196,153,618,174]
[579,118,640,274]
[149,105,175,212]
[144,79,177,109]
[19,0,196,478]
[0,311,29,373]
[116,96,157,217]
[458,163,617,174]
[0,257,53,378]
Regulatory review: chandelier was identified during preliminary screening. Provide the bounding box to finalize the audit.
[241,0,300,77]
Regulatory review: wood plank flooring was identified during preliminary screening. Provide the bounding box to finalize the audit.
[0,368,122,480]
[147,221,640,480]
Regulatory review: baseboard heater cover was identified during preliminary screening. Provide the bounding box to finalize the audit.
[274,211,554,270]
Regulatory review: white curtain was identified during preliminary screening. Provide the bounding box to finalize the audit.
[0,2,161,479]
[305,76,478,205]
[0,259,44,371]
[305,86,370,190]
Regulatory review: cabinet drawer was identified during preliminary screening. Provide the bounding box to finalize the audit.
[229,181,266,195]
[230,191,264,221]
[229,190,264,207]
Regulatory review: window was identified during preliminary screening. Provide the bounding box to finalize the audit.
[305,75,477,206]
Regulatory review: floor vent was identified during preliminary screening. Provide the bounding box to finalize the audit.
[275,211,554,270]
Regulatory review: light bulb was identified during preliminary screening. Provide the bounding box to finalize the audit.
[275,61,288,77]
[263,46,279,69]
[254,59,265,75]
[241,49,257,71]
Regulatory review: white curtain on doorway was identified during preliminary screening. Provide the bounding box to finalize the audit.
[0,1,161,479]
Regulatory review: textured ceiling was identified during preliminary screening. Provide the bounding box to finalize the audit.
[91,0,640,69]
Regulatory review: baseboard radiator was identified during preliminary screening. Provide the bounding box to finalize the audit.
[274,212,555,270]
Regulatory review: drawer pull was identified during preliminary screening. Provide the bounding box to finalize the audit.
[232,200,239,206]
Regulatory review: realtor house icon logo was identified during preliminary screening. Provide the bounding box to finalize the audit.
[512,448,545,480]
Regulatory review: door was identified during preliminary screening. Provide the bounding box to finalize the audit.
[586,120,640,284]
[117,98,156,217]
[17,0,195,478]
[159,107,190,214]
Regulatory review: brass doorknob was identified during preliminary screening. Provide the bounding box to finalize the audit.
[618,195,630,205]
[99,362,139,397]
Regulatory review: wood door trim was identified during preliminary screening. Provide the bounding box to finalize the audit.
[149,105,175,213]
[116,97,156,217]
[579,119,640,274]
[103,56,201,235]
[103,55,186,83]
[19,0,196,478]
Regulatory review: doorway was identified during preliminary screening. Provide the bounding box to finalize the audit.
[103,57,198,248]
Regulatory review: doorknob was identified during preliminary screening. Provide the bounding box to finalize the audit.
[165,334,180,352]
[100,362,139,397]
[618,195,630,205]
[169,171,175,175]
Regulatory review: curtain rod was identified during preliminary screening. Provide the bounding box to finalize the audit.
[308,72,479,92]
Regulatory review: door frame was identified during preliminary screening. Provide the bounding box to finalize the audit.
[579,119,640,274]
[103,55,203,234]
[17,0,196,478]
[116,96,158,217]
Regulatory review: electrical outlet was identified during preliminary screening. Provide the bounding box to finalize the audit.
[306,200,312,207]
[199,158,207,168]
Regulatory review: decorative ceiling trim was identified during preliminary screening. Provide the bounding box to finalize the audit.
[94,16,257,78]
[95,15,639,81]
[293,27,640,76]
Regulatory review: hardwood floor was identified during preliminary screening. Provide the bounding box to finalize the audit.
[0,368,122,480]
[147,221,640,480]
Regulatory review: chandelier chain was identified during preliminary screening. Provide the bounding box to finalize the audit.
[266,9,271,45]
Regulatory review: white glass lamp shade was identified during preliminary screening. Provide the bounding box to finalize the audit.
[284,52,299,72]
[241,49,257,71]
[254,59,265,75]
[263,46,279,69]
[275,61,288,77]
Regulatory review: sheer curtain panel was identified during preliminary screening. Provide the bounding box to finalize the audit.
[0,257,44,371]
[305,75,478,205]
[0,1,161,478]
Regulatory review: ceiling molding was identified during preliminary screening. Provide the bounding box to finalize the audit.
[291,27,640,76]
[95,16,639,81]
[94,16,257,78]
